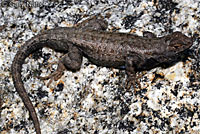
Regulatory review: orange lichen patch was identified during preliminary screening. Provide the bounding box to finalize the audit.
[130,28,137,33]
[172,15,178,22]
[31,83,35,88]
[147,72,165,85]
[108,26,121,32]
[1,130,8,134]
[2,39,11,46]
[57,80,64,86]
[61,110,68,118]
[89,65,96,69]
[4,119,14,131]
[61,21,73,27]
[73,112,79,120]
[79,7,85,12]
[46,102,53,107]
[105,12,111,19]
[165,72,176,81]
[49,88,54,93]
[75,78,80,83]
[153,0,158,6]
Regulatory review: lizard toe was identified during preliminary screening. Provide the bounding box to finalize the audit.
[38,62,66,87]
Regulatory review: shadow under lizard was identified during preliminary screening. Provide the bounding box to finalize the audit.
[11,17,193,134]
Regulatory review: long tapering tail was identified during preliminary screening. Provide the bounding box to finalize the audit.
[11,27,75,134]
[11,35,44,134]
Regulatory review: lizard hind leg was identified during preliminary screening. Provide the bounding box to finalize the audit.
[38,46,83,87]
[38,62,66,87]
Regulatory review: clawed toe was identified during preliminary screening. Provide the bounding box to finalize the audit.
[37,62,65,87]
[125,78,136,89]
[125,79,141,89]
[125,73,142,89]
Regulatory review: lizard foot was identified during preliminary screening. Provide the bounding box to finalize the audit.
[38,62,65,87]
[125,73,142,89]
[125,78,135,89]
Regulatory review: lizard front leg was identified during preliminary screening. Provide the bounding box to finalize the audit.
[143,31,157,38]
[125,53,144,89]
[39,46,83,87]
[76,15,108,31]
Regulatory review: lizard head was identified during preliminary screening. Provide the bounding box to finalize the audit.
[157,31,193,64]
[165,32,193,55]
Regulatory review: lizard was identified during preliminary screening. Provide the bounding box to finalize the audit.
[11,16,193,134]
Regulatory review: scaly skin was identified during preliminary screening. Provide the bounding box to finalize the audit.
[11,17,193,134]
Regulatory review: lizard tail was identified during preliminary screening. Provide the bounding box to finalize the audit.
[11,27,72,134]
[11,35,44,134]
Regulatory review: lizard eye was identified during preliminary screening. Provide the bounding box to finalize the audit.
[172,44,181,49]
